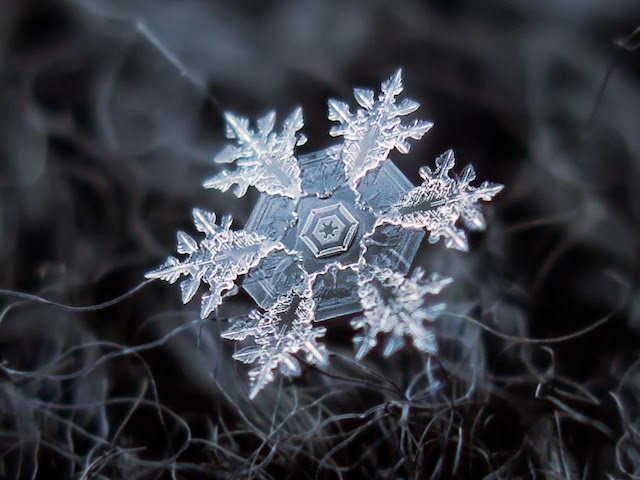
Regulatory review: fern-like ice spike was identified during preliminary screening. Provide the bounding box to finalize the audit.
[145,208,284,319]
[328,68,433,192]
[385,149,503,252]
[203,108,307,199]
[221,287,328,399]
[351,266,452,361]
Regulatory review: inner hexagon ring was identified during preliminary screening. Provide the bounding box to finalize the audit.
[300,202,358,258]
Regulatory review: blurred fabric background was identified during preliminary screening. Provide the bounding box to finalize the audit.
[0,0,639,478]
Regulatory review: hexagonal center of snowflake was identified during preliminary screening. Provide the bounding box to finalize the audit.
[299,203,358,259]
[242,147,425,321]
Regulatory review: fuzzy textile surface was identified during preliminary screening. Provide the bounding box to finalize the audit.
[0,0,639,478]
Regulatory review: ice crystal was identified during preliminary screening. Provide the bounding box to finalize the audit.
[145,208,284,319]
[352,266,452,360]
[203,108,307,199]
[148,69,503,396]
[328,68,433,191]
[385,149,504,252]
[221,286,328,399]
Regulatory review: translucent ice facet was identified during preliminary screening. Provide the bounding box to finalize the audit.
[242,148,424,321]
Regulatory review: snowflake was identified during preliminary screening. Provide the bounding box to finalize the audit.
[147,69,503,398]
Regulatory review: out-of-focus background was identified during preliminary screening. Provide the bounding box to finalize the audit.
[0,0,639,478]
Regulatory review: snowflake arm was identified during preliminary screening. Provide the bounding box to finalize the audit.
[145,208,284,319]
[203,108,307,199]
[351,266,452,361]
[384,149,503,252]
[328,69,433,191]
[221,288,328,399]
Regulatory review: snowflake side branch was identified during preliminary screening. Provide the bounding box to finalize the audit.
[352,266,452,360]
[221,284,328,399]
[328,68,433,192]
[203,108,307,199]
[145,208,285,319]
[383,149,503,252]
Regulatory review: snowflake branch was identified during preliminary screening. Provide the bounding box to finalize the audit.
[221,285,328,399]
[145,208,285,319]
[384,149,503,251]
[352,266,452,360]
[328,69,433,192]
[204,108,307,199]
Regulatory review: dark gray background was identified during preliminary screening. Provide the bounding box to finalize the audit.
[0,1,639,478]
